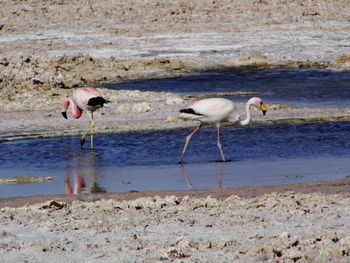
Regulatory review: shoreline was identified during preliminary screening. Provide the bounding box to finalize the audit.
[2,176,350,209]
[1,100,350,143]
[2,114,350,143]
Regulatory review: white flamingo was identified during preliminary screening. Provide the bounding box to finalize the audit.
[178,97,267,163]
[61,87,109,148]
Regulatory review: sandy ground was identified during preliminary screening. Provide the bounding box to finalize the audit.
[1,181,350,262]
[2,192,350,262]
[1,0,350,261]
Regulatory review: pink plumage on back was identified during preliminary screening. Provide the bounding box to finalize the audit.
[73,88,103,111]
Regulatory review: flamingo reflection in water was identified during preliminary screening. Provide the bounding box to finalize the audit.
[180,163,224,190]
[65,171,86,195]
[64,150,106,195]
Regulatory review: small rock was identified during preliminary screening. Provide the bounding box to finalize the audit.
[166,96,184,105]
[285,249,302,261]
[116,104,131,113]
[166,116,185,123]
[198,240,212,250]
[176,238,197,249]
[269,104,282,110]
[132,102,153,113]
[164,195,182,205]
[280,232,291,239]
[39,200,67,210]
[273,248,283,257]
[204,196,219,207]
[162,248,190,259]
[215,238,235,248]
[266,199,279,208]
[128,197,156,209]
[0,58,9,66]
[32,78,44,85]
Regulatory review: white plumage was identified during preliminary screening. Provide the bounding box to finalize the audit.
[178,97,267,163]
[179,98,240,125]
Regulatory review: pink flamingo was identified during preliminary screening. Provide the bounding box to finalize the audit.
[178,97,267,163]
[62,87,109,148]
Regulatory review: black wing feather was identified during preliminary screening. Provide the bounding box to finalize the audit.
[88,97,109,107]
[179,108,203,115]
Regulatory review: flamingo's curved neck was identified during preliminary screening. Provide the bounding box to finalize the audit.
[63,98,82,119]
[239,102,252,126]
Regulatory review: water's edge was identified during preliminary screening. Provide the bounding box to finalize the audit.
[2,116,350,143]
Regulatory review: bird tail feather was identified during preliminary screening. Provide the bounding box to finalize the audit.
[179,112,204,121]
[88,97,109,107]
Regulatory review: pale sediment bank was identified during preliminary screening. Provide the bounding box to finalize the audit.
[1,190,350,262]
[1,93,350,143]
[1,0,350,114]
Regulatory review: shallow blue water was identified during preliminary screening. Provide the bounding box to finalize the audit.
[102,69,350,108]
[1,122,350,198]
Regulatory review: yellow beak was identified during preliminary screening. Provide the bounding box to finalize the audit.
[260,104,267,116]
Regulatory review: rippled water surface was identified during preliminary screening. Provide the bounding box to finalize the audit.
[103,69,350,108]
[1,122,350,198]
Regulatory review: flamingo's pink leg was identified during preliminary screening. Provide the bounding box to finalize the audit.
[178,126,200,163]
[216,127,226,162]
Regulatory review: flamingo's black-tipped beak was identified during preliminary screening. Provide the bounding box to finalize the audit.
[62,111,68,119]
[260,104,267,116]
